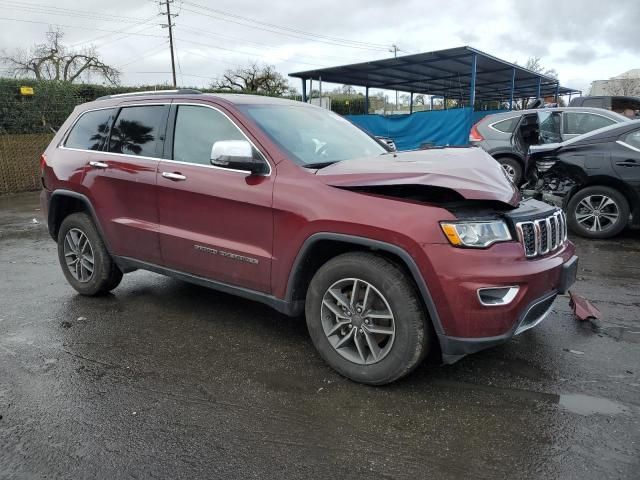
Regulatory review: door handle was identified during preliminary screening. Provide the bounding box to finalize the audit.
[89,161,108,169]
[162,171,187,181]
[615,160,640,167]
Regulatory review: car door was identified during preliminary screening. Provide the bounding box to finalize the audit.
[82,103,169,264]
[561,111,617,140]
[614,129,640,190]
[156,102,274,293]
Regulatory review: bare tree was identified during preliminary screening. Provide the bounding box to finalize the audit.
[522,57,558,79]
[507,57,560,109]
[604,76,640,96]
[1,29,119,84]
[211,63,289,96]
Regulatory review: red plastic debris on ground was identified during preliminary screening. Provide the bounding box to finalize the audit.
[568,291,601,321]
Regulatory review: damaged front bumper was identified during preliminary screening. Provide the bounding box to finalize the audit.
[437,254,578,364]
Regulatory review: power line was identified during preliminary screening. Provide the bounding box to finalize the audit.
[0,16,166,39]
[179,4,389,52]
[181,1,389,50]
[0,0,150,24]
[175,36,331,68]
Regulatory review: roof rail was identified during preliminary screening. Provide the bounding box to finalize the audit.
[95,89,202,101]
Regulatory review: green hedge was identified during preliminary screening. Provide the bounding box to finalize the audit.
[0,78,239,134]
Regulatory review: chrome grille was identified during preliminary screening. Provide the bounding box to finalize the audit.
[516,210,567,258]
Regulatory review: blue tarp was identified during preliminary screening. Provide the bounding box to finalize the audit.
[346,108,510,151]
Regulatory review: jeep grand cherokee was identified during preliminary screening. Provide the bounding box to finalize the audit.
[40,90,578,384]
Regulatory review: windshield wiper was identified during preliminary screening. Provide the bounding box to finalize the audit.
[302,161,340,169]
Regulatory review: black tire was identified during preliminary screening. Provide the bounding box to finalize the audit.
[305,252,430,385]
[566,186,630,239]
[57,212,123,295]
[496,157,523,185]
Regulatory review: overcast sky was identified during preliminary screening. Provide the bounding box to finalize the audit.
[1,0,638,96]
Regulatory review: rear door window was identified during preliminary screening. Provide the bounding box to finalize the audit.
[563,112,615,135]
[622,130,640,149]
[490,117,519,133]
[65,109,114,151]
[172,105,246,166]
[108,105,168,157]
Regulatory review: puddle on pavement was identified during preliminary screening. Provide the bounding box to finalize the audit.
[559,393,629,416]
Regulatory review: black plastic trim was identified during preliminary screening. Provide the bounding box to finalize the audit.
[48,189,112,252]
[438,290,558,362]
[113,256,298,316]
[284,232,444,334]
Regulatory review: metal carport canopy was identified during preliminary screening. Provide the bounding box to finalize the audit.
[289,46,579,104]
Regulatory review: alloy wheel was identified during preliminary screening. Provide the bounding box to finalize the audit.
[63,228,95,283]
[575,195,619,232]
[320,278,396,365]
[501,163,517,182]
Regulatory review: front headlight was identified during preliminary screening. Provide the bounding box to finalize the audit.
[440,221,512,248]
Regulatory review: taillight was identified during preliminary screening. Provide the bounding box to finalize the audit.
[469,122,484,142]
[39,153,47,174]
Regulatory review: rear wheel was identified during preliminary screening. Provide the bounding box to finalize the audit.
[57,213,123,295]
[305,252,430,385]
[566,186,629,239]
[496,157,523,185]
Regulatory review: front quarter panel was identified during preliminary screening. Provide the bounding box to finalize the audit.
[270,160,453,299]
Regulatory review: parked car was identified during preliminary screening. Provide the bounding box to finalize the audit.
[568,96,640,118]
[40,90,577,385]
[524,120,640,239]
[470,107,629,184]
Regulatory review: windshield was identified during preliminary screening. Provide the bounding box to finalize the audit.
[240,105,386,166]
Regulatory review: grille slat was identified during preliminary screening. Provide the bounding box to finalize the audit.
[516,211,567,258]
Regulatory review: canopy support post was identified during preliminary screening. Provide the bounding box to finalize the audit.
[301,79,307,103]
[365,86,369,115]
[509,67,516,110]
[536,77,542,99]
[469,53,477,109]
[430,95,434,110]
[409,92,414,114]
[319,76,322,107]
[555,82,560,104]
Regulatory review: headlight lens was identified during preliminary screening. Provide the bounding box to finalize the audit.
[440,221,512,248]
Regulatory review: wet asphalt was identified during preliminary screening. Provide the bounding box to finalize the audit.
[0,192,638,480]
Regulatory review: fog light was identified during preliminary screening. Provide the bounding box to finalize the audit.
[477,286,519,306]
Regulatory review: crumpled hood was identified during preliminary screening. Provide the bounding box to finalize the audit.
[315,147,520,207]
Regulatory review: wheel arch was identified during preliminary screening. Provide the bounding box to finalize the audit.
[49,190,112,251]
[284,233,444,336]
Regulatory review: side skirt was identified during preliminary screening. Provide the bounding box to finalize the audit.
[113,256,302,317]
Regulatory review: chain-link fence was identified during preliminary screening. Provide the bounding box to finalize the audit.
[0,78,185,194]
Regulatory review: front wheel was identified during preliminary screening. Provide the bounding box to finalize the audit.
[566,186,630,239]
[496,157,523,185]
[305,252,430,385]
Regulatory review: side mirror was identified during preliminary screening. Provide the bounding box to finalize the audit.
[210,140,268,175]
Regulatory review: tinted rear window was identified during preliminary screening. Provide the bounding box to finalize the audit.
[65,109,114,151]
[491,117,518,132]
[581,98,604,108]
[108,105,166,157]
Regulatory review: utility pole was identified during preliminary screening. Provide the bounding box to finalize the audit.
[160,0,177,87]
[389,44,399,113]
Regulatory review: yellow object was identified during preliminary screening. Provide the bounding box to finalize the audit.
[20,86,34,96]
[440,223,462,246]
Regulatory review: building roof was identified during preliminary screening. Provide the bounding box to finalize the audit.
[290,46,579,102]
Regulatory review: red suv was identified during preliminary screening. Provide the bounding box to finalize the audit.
[40,90,578,384]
